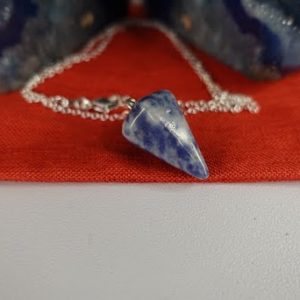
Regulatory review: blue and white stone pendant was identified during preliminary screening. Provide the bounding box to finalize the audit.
[122,90,209,179]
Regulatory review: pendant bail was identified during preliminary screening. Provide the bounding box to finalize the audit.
[124,97,136,110]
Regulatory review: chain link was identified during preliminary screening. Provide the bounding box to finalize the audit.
[20,20,260,121]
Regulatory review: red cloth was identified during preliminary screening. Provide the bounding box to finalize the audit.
[1,27,300,183]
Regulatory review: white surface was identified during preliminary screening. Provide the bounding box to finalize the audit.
[0,183,300,300]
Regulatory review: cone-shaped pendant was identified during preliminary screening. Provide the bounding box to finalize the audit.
[122,90,209,179]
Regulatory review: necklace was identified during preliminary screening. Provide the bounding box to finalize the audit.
[20,20,260,180]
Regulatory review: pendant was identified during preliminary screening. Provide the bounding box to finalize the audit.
[122,90,209,179]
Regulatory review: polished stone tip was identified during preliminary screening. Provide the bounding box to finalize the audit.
[122,90,209,180]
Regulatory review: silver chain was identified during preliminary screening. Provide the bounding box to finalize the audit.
[20,20,260,121]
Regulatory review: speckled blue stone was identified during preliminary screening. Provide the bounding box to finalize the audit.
[146,0,300,80]
[122,90,209,179]
[0,0,128,92]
